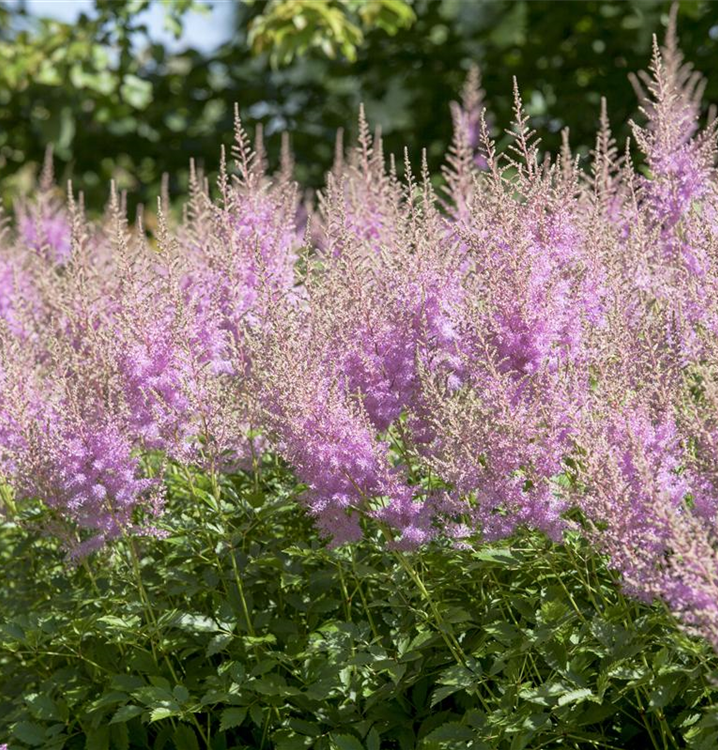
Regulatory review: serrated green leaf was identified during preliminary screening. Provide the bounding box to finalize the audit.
[110,723,129,750]
[98,615,141,630]
[87,691,129,712]
[27,693,61,721]
[109,705,143,724]
[288,718,321,736]
[474,548,519,567]
[558,688,595,707]
[166,612,222,633]
[173,685,190,703]
[86,725,110,750]
[150,706,178,722]
[132,686,175,706]
[430,683,462,707]
[206,632,233,657]
[437,663,478,687]
[13,722,46,746]
[421,722,475,743]
[1,622,26,642]
[250,703,265,727]
[573,702,618,726]
[172,725,200,750]
[649,676,683,709]
[220,707,247,731]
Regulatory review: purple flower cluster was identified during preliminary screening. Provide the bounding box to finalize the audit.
[0,131,300,554]
[15,153,72,266]
[16,205,71,265]
[5,12,718,650]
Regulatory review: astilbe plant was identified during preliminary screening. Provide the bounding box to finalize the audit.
[0,317,161,556]
[566,18,718,649]
[247,279,420,546]
[6,10,718,652]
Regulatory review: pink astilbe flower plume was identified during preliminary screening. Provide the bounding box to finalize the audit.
[15,148,72,266]
[249,300,408,545]
[0,323,161,555]
[630,7,712,235]
[443,65,492,223]
[318,108,405,257]
[180,109,301,361]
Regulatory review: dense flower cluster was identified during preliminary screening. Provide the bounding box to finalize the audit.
[4,12,718,649]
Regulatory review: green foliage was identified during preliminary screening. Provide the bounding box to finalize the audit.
[3,462,718,749]
[0,0,209,205]
[247,0,415,66]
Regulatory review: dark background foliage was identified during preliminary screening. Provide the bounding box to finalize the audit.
[1,0,717,208]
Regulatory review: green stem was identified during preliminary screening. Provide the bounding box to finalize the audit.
[487,569,543,684]
[543,551,587,623]
[229,544,255,637]
[632,688,665,750]
[350,547,380,640]
[336,556,352,622]
[183,466,232,599]
[125,536,211,748]
[125,536,160,660]
[563,539,605,614]
[640,654,679,750]
[377,523,469,662]
[80,557,127,665]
